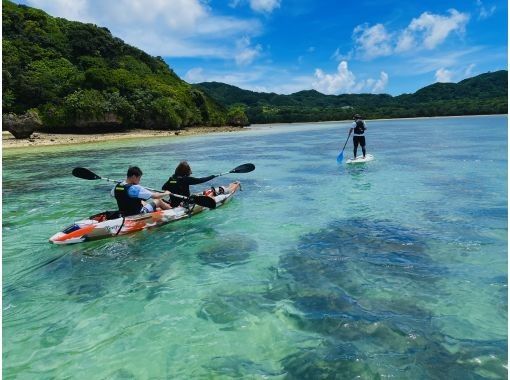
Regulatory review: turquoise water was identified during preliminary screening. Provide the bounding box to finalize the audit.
[3,115,507,378]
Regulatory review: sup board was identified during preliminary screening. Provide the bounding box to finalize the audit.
[346,154,374,164]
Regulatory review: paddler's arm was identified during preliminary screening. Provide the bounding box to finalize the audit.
[181,175,216,186]
[150,190,171,199]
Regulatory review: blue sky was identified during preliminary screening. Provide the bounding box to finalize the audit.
[16,0,508,95]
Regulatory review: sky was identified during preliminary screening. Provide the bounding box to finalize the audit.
[15,0,508,95]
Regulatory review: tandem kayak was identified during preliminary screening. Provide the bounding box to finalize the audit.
[49,182,241,245]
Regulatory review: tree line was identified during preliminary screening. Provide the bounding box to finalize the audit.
[195,71,507,124]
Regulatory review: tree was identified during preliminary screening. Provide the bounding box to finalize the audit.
[18,58,80,107]
[227,105,249,126]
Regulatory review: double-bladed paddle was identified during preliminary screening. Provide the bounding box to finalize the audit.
[215,163,255,177]
[336,130,352,163]
[72,167,216,209]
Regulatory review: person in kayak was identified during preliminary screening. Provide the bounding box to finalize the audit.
[350,114,367,159]
[162,161,216,207]
[112,166,172,216]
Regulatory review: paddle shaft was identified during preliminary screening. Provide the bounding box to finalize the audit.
[340,130,352,154]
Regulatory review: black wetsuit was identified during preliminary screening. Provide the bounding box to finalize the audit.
[352,119,367,157]
[162,174,215,207]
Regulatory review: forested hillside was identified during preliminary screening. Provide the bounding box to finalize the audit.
[195,71,507,124]
[2,0,229,132]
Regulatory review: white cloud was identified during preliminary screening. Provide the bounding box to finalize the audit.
[313,61,357,94]
[370,71,389,93]
[404,9,469,50]
[406,48,483,75]
[312,61,389,94]
[464,63,476,76]
[229,0,243,9]
[185,62,389,95]
[28,0,92,22]
[235,37,262,66]
[184,67,206,82]
[229,0,281,13]
[476,0,496,19]
[353,9,469,59]
[331,48,352,62]
[435,68,454,82]
[184,66,313,95]
[249,0,281,13]
[434,63,479,83]
[24,0,262,60]
[395,30,415,53]
[261,76,316,94]
[353,23,393,59]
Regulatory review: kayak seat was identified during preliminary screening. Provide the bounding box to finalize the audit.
[203,187,217,197]
[89,210,121,222]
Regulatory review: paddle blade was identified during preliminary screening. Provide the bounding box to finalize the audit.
[191,195,217,209]
[72,167,101,180]
[229,163,255,174]
[336,152,344,163]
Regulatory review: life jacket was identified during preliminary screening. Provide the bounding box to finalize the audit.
[114,183,142,216]
[162,175,189,207]
[353,119,365,135]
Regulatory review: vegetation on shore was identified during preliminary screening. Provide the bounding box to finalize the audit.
[195,70,507,124]
[2,0,232,134]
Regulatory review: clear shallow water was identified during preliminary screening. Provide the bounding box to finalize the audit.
[3,115,507,379]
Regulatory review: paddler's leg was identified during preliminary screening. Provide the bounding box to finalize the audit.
[141,199,172,213]
[360,136,366,158]
[154,199,172,210]
[353,136,359,158]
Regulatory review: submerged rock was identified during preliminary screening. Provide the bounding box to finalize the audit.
[197,234,258,268]
[268,218,508,378]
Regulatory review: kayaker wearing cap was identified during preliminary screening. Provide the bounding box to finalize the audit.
[349,114,367,159]
[162,161,216,207]
[112,166,172,216]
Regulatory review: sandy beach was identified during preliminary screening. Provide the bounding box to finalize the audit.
[2,126,243,150]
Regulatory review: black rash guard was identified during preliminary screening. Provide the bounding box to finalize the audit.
[162,174,215,207]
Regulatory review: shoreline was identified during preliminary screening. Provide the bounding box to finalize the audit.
[249,113,506,127]
[2,126,242,150]
[3,114,505,151]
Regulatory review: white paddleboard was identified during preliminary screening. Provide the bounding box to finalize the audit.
[346,154,374,164]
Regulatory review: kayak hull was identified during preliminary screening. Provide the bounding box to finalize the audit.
[49,182,241,245]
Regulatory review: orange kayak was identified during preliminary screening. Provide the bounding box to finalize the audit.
[49,182,241,245]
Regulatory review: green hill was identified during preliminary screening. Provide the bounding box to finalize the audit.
[2,0,228,132]
[195,71,507,123]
